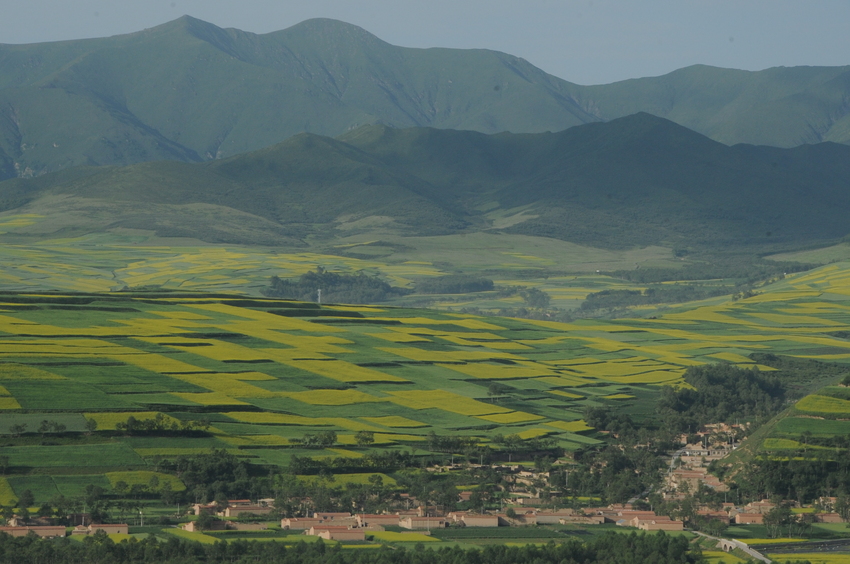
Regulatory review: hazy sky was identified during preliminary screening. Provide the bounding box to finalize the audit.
[2,0,848,85]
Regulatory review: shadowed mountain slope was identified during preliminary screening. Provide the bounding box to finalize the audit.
[2,113,849,250]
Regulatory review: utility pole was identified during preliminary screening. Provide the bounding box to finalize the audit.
[317,289,322,304]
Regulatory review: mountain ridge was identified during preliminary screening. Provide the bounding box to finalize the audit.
[2,17,850,179]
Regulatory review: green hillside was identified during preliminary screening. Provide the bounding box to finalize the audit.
[2,114,849,251]
[1,17,849,178]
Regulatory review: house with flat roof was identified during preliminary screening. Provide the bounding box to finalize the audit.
[355,514,400,527]
[0,526,66,538]
[399,516,446,530]
[221,505,274,517]
[307,526,365,541]
[281,517,323,530]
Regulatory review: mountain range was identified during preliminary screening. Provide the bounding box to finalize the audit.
[2,113,849,251]
[1,16,850,179]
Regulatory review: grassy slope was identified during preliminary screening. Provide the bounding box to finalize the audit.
[2,17,850,179]
[2,113,850,251]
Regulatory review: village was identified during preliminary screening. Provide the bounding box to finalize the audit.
[0,423,846,554]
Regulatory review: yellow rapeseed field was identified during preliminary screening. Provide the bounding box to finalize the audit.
[442,362,557,380]
[282,389,385,406]
[171,392,250,405]
[0,397,21,409]
[476,411,544,424]
[795,394,850,415]
[280,359,407,383]
[361,416,427,428]
[85,412,182,430]
[367,332,432,343]
[378,347,520,363]
[387,390,511,416]
[0,477,17,505]
[547,390,583,399]
[545,420,593,432]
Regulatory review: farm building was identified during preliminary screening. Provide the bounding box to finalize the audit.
[534,509,579,524]
[462,514,499,527]
[559,515,606,525]
[220,505,274,517]
[632,517,684,531]
[742,500,777,514]
[816,513,844,523]
[355,514,400,527]
[399,516,446,530]
[314,512,352,521]
[735,513,764,525]
[306,526,365,541]
[448,511,499,527]
[192,503,216,516]
[281,518,323,530]
[0,526,67,538]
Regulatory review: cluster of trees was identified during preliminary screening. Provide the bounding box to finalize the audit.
[289,430,338,447]
[491,434,558,459]
[8,420,68,437]
[749,353,850,398]
[262,267,409,303]
[608,257,811,285]
[285,450,415,476]
[425,432,478,454]
[731,454,850,506]
[580,285,730,313]
[0,530,703,564]
[564,444,666,504]
[657,363,785,433]
[415,275,494,294]
[114,414,210,435]
[495,285,551,308]
[1,485,113,525]
[160,450,259,504]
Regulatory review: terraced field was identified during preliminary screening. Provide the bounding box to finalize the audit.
[0,261,848,501]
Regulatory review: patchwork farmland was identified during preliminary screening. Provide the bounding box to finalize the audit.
[0,261,849,501]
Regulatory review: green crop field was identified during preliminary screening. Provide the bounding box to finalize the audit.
[0,261,848,501]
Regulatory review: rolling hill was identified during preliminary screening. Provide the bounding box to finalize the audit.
[1,16,849,179]
[2,113,849,251]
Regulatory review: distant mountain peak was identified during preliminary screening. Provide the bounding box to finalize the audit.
[274,17,390,50]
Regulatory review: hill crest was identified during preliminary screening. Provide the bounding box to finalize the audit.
[2,17,850,179]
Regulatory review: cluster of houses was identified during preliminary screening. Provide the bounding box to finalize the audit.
[723,498,844,525]
[0,523,128,538]
[667,465,727,493]
[279,505,684,540]
[191,499,276,518]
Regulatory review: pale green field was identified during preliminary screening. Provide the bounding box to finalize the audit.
[0,223,680,312]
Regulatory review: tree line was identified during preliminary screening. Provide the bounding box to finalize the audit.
[262,267,409,303]
[0,530,704,564]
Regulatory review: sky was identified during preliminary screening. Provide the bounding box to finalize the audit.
[2,0,848,85]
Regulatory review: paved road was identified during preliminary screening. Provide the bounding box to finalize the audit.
[694,531,771,563]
